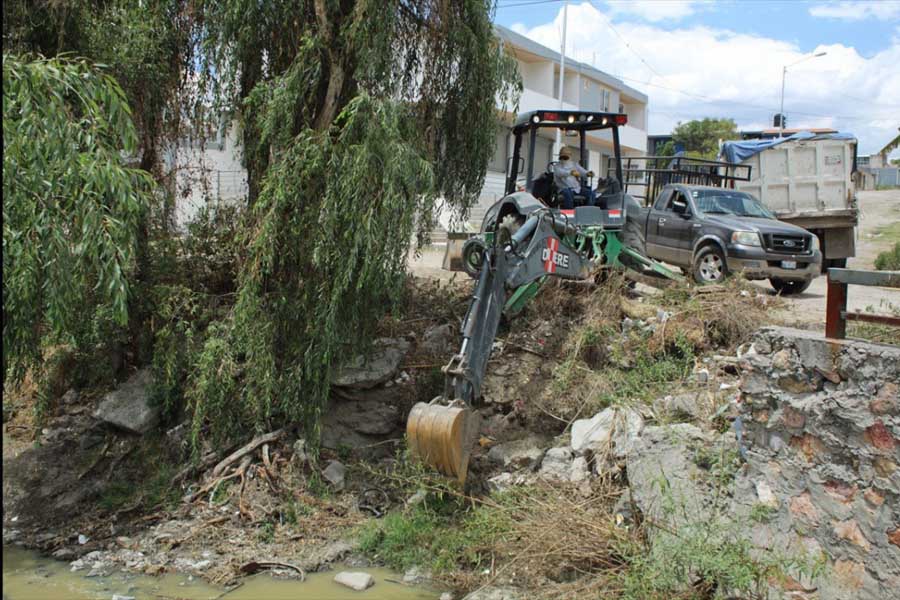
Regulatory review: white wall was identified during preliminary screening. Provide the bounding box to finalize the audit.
[170,122,248,228]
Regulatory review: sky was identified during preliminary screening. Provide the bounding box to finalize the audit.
[493,0,900,157]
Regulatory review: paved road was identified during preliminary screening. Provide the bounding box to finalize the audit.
[408,190,900,329]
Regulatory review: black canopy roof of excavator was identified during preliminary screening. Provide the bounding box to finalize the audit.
[512,110,627,134]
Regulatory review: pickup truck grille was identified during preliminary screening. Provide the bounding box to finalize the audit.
[764,233,810,253]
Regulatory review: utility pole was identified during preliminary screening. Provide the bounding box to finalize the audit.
[555,1,568,155]
[779,50,827,137]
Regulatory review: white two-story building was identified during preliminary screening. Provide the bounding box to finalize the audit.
[170,25,649,230]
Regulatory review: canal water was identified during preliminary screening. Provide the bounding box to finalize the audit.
[3,545,439,600]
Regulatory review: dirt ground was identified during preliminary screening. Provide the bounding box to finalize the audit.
[764,189,900,327]
[410,189,900,329]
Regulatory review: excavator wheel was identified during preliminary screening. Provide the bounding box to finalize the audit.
[406,399,479,483]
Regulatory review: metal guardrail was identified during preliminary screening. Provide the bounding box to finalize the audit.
[825,268,900,339]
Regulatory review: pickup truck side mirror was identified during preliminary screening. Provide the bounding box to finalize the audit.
[672,198,690,216]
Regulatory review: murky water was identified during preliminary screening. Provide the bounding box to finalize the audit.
[2,546,439,600]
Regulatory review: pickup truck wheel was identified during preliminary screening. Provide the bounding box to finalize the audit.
[693,246,728,284]
[769,278,812,295]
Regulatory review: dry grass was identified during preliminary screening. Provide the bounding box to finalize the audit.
[485,480,636,598]
[649,277,781,353]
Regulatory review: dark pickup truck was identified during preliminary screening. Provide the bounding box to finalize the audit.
[625,184,822,294]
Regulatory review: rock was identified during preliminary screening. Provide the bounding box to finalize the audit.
[403,566,432,585]
[406,490,428,507]
[755,480,778,508]
[692,367,709,383]
[487,436,546,469]
[111,595,136,600]
[322,460,346,491]
[626,424,708,532]
[570,456,590,482]
[334,571,375,591]
[52,547,75,560]
[326,399,400,436]
[331,338,410,389]
[93,369,159,434]
[571,407,643,457]
[652,392,705,421]
[440,593,454,600]
[61,389,80,405]
[422,323,455,355]
[462,586,523,600]
[538,446,574,481]
[78,534,89,545]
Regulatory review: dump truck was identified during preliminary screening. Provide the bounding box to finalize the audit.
[719,132,859,270]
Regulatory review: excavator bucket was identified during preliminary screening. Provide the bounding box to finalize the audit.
[406,401,479,483]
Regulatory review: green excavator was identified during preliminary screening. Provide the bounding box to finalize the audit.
[406,110,681,482]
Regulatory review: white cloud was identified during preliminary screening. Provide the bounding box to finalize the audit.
[605,0,701,22]
[809,1,900,21]
[509,22,529,35]
[511,2,900,155]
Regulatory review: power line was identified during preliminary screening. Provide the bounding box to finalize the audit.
[494,0,898,123]
[588,1,665,79]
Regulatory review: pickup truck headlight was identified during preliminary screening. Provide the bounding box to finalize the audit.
[731,231,762,247]
[810,235,820,251]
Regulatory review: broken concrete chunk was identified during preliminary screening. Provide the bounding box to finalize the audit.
[487,436,546,469]
[331,338,410,389]
[571,407,643,457]
[538,446,574,481]
[334,571,375,591]
[93,369,159,434]
[322,460,346,491]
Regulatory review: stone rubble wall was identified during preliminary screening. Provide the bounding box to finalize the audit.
[736,326,900,600]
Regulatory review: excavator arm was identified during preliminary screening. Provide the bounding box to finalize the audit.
[407,209,590,482]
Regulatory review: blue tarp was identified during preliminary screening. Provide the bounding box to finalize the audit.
[719,131,857,164]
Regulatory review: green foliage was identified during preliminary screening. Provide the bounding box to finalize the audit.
[2,54,153,383]
[257,520,276,543]
[874,242,900,271]
[749,503,777,524]
[100,440,181,512]
[621,515,813,599]
[283,499,313,525]
[670,118,739,159]
[359,492,514,574]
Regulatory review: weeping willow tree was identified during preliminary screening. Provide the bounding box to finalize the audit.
[187,0,520,445]
[3,0,518,446]
[2,55,153,384]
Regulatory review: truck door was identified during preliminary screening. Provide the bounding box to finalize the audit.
[666,190,698,265]
[647,188,675,261]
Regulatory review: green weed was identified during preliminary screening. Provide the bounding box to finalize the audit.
[874,242,900,271]
[750,503,777,524]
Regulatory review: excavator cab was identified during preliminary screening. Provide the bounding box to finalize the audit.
[507,110,628,214]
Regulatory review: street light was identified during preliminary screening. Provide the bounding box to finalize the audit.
[779,51,827,137]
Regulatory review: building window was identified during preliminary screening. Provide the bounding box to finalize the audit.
[618,103,625,114]
[601,89,610,111]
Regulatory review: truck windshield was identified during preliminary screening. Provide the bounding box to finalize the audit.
[692,190,775,219]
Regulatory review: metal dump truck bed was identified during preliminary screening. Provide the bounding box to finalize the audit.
[720,133,859,268]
